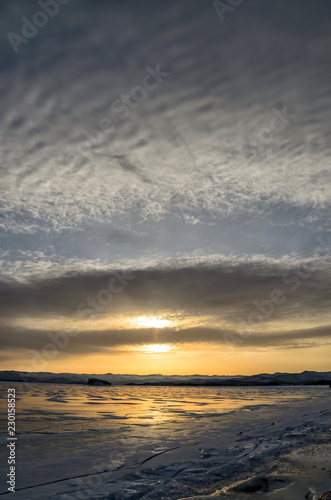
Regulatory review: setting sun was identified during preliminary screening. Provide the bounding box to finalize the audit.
[132,315,174,329]
[139,344,173,354]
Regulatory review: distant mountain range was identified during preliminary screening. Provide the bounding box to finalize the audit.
[1,370,331,387]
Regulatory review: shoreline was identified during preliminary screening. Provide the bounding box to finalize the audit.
[183,441,331,499]
[1,380,331,388]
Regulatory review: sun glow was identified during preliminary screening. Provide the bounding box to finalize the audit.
[132,315,174,329]
[139,344,173,354]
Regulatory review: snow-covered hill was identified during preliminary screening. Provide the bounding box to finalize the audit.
[1,370,331,386]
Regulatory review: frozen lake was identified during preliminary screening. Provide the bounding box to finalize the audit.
[0,382,330,499]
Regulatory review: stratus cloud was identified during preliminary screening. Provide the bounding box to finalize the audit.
[1,323,330,358]
[0,259,330,332]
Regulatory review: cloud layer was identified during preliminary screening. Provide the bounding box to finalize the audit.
[0,259,330,361]
[0,0,331,280]
[0,1,330,371]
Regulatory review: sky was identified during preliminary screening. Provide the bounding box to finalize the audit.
[0,0,330,375]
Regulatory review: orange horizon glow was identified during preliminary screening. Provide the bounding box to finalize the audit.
[4,315,331,377]
[5,342,331,377]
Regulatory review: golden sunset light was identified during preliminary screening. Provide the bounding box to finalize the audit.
[131,316,174,329]
[1,0,330,379]
[1,1,330,497]
[139,343,174,354]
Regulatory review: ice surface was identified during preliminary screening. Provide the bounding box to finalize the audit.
[0,382,330,499]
